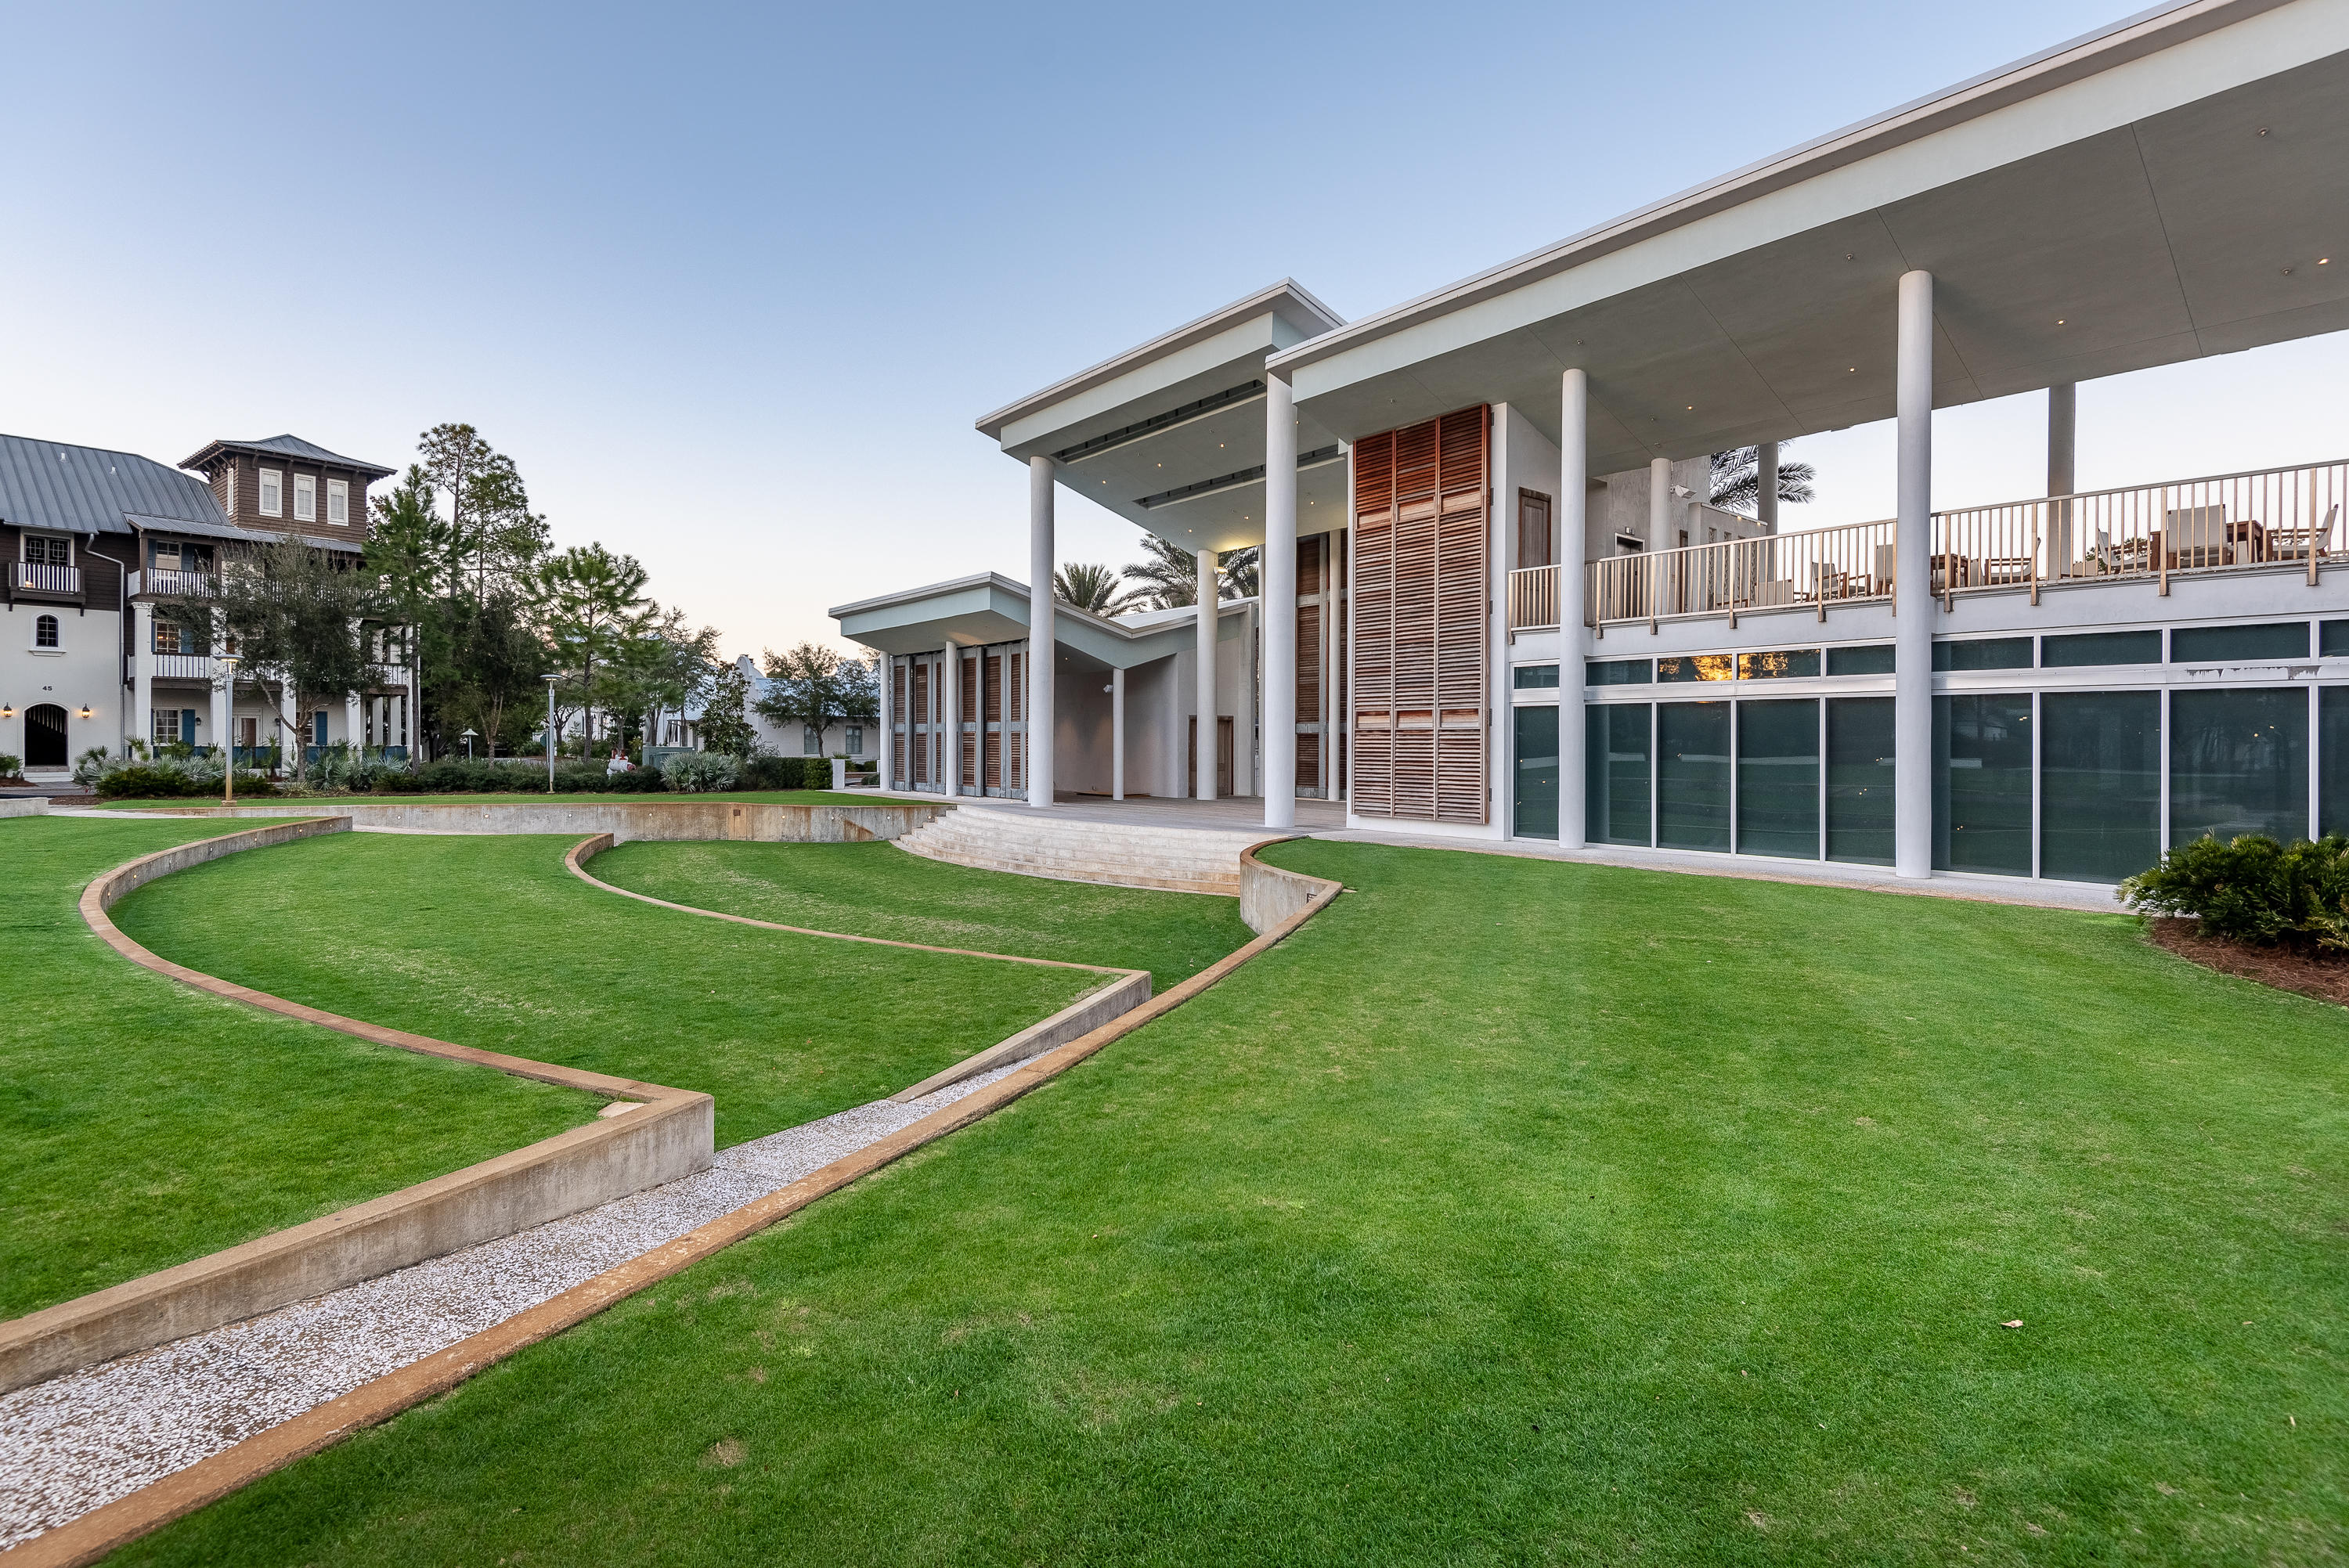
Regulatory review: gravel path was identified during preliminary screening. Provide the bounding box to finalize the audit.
[0,1063,1019,1550]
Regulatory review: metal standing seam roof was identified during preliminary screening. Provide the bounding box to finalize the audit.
[0,433,226,535]
[179,434,398,480]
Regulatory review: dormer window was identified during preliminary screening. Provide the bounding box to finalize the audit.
[327,478,348,525]
[258,468,283,517]
[294,474,316,522]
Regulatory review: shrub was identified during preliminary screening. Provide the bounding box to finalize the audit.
[663,752,741,793]
[0,753,20,779]
[2120,833,2349,951]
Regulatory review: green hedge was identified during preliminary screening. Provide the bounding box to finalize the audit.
[96,766,274,799]
[2121,833,2349,950]
[368,762,672,795]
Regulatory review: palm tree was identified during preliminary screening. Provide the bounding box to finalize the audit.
[1710,444,1817,516]
[1120,535,1261,611]
[1052,562,1140,616]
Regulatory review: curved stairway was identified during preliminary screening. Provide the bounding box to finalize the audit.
[890,805,1265,896]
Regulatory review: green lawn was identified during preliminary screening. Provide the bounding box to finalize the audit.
[0,818,597,1321]
[120,840,2349,1564]
[590,839,1251,985]
[110,833,1106,1148]
[95,790,864,809]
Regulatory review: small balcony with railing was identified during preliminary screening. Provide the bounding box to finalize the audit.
[8,560,85,607]
[1506,457,2348,634]
[128,568,221,600]
[150,652,219,683]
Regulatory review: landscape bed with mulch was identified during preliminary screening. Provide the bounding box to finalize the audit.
[2146,914,2349,1006]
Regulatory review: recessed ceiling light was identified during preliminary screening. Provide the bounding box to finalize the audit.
[1685,405,1694,411]
[2257,127,2269,136]
[1847,366,1856,373]
[2322,258,2333,265]
[2056,319,2066,325]
[2283,267,2294,276]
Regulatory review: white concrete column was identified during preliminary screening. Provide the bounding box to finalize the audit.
[1262,371,1298,828]
[345,692,363,752]
[1027,455,1056,807]
[1111,666,1126,801]
[2048,382,2077,568]
[1557,368,1589,849]
[131,602,153,754]
[941,643,960,798]
[1195,546,1218,800]
[1895,269,1936,879]
[1648,456,1672,546]
[878,652,894,790]
[1758,442,1780,531]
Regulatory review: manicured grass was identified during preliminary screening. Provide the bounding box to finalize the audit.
[0,818,598,1321]
[94,790,862,809]
[591,839,1252,985]
[120,840,2349,1565]
[110,833,1103,1148]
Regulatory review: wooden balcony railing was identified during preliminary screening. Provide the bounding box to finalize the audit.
[131,568,219,599]
[9,561,82,600]
[1935,457,2347,603]
[1581,519,1896,631]
[1510,458,2349,632]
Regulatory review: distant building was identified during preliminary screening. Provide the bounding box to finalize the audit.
[2,431,401,780]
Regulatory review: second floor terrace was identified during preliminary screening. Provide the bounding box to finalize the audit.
[1509,458,2349,636]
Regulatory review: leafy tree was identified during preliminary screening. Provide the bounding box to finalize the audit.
[757,641,880,748]
[608,607,720,756]
[1120,535,1259,610]
[697,658,758,759]
[1053,562,1138,615]
[1709,444,1817,516]
[416,423,549,597]
[539,543,651,759]
[445,592,551,757]
[212,539,377,780]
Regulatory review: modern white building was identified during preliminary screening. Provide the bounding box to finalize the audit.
[1,431,405,782]
[836,0,2349,889]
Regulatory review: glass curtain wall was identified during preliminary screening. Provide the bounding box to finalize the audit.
[1736,699,1819,857]
[1584,705,1651,846]
[2170,688,2307,845]
[1933,695,2033,874]
[2324,688,2349,839]
[2041,691,2159,881]
[1826,697,1895,864]
[1513,705,1559,840]
[1658,702,1732,850]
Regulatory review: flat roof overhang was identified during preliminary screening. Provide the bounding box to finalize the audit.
[975,282,1353,555]
[831,571,1253,666]
[1270,0,2349,468]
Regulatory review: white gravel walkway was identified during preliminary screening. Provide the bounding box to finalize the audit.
[0,1062,1019,1551]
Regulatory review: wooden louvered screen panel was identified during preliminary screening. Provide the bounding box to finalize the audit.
[892,658,908,783]
[909,659,931,785]
[982,651,1004,790]
[1350,406,1488,822]
[1297,597,1322,794]
[960,651,980,788]
[1005,647,1026,796]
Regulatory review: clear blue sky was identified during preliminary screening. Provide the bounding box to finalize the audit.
[5,1,2340,661]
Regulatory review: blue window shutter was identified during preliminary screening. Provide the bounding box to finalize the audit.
[181,709,197,744]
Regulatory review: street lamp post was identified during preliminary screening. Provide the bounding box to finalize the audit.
[462,728,478,760]
[543,676,560,795]
[219,655,241,804]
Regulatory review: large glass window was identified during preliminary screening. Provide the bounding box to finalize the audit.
[2170,687,2308,845]
[2041,691,2160,881]
[1514,705,1559,841]
[2042,630,2160,668]
[1657,654,1734,683]
[1826,697,1895,865]
[2323,690,2349,838]
[1737,649,1821,680]
[1514,664,1560,690]
[2322,621,2349,658]
[1933,638,2033,672]
[1933,694,2033,874]
[1828,643,1895,676]
[1737,699,1819,858]
[1658,701,1730,850]
[1587,658,1651,686]
[2171,622,2308,663]
[1584,705,1651,846]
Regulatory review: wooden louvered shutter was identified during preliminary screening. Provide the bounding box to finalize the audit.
[910,659,931,784]
[893,658,908,783]
[1350,406,1488,822]
[960,651,980,788]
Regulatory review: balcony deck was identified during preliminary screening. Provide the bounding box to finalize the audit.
[1509,458,2348,634]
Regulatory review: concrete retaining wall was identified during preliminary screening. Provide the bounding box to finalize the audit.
[0,796,51,818]
[2,819,715,1395]
[147,798,947,843]
[1239,841,1337,935]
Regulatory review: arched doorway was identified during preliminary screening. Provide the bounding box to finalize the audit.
[24,703,68,769]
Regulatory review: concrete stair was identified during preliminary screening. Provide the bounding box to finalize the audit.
[891,806,1264,896]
